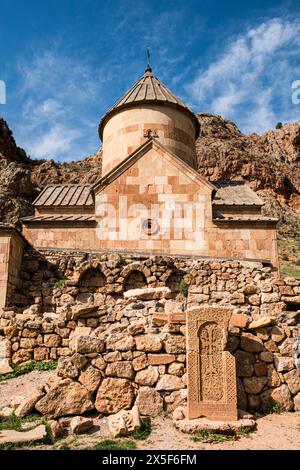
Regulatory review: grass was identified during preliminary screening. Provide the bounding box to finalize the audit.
[280,266,300,279]
[130,419,151,440]
[92,439,137,450]
[189,429,236,444]
[179,277,189,297]
[250,401,284,415]
[0,413,53,450]
[52,277,68,288]
[0,360,57,382]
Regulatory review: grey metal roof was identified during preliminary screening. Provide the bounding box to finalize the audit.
[213,181,264,206]
[33,184,94,207]
[98,66,200,140]
[22,215,96,223]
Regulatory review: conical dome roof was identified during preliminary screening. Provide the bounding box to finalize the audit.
[99,66,200,140]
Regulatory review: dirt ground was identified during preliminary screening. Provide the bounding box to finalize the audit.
[1,371,300,450]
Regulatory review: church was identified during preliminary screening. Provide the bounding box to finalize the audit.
[21,64,279,269]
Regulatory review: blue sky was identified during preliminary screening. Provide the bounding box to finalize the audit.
[0,0,300,162]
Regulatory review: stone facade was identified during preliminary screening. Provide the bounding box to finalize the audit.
[1,250,299,416]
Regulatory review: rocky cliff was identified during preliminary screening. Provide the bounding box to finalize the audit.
[0,114,299,271]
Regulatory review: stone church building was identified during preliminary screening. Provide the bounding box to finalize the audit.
[2,65,298,427]
[21,65,278,266]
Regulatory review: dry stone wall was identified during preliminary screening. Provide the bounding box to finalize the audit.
[0,248,300,417]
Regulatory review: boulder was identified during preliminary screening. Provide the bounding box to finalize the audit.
[274,356,294,372]
[0,425,47,445]
[248,317,276,329]
[135,387,163,416]
[35,379,94,418]
[15,388,45,417]
[283,369,300,395]
[70,416,94,435]
[270,326,285,343]
[49,420,65,439]
[267,364,281,387]
[135,334,162,352]
[135,366,159,386]
[230,313,248,328]
[168,362,185,376]
[123,287,170,300]
[107,405,141,437]
[95,378,134,414]
[74,336,105,354]
[261,384,293,411]
[294,391,300,411]
[164,336,186,354]
[132,353,148,371]
[235,350,255,377]
[79,365,102,392]
[105,361,134,379]
[57,357,79,379]
[243,377,267,394]
[0,407,14,418]
[106,333,135,351]
[156,374,183,391]
[240,333,263,353]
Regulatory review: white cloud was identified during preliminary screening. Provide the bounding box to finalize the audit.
[14,49,106,161]
[187,18,300,133]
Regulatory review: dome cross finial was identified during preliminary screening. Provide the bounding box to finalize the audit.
[145,48,152,73]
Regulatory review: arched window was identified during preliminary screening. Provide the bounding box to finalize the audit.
[78,268,106,291]
[124,270,147,291]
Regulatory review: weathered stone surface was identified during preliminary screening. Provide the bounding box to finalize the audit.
[174,417,255,433]
[147,353,176,365]
[0,360,13,374]
[71,352,88,370]
[70,416,94,435]
[164,336,186,354]
[254,362,267,377]
[57,357,79,379]
[15,389,45,417]
[0,425,47,445]
[124,287,170,300]
[132,353,148,371]
[168,362,185,376]
[261,293,280,303]
[104,351,122,362]
[243,377,267,394]
[247,294,261,306]
[106,333,135,351]
[74,336,105,354]
[12,349,33,364]
[127,322,145,335]
[44,334,61,347]
[264,339,279,353]
[0,407,14,418]
[79,365,102,392]
[270,326,285,343]
[267,364,281,387]
[230,313,248,328]
[35,379,94,418]
[240,333,263,353]
[135,366,159,386]
[259,351,274,363]
[261,385,294,411]
[156,374,183,391]
[294,392,300,411]
[235,350,255,377]
[248,317,276,329]
[107,406,141,437]
[95,378,134,414]
[135,334,162,352]
[135,387,163,416]
[50,420,65,438]
[105,361,134,379]
[274,355,294,372]
[237,378,248,411]
[283,369,300,395]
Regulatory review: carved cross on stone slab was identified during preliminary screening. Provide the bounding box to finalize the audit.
[186,306,237,421]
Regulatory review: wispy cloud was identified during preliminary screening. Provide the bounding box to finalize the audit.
[186,18,300,133]
[14,48,107,161]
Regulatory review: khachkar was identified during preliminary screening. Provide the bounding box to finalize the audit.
[186,306,237,421]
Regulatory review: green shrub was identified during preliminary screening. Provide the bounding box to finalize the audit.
[276,122,283,129]
[0,360,57,382]
[52,277,68,288]
[179,278,189,297]
[131,419,151,440]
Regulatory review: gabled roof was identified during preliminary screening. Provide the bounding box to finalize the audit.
[212,181,264,206]
[92,137,216,194]
[33,184,94,207]
[98,66,200,140]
